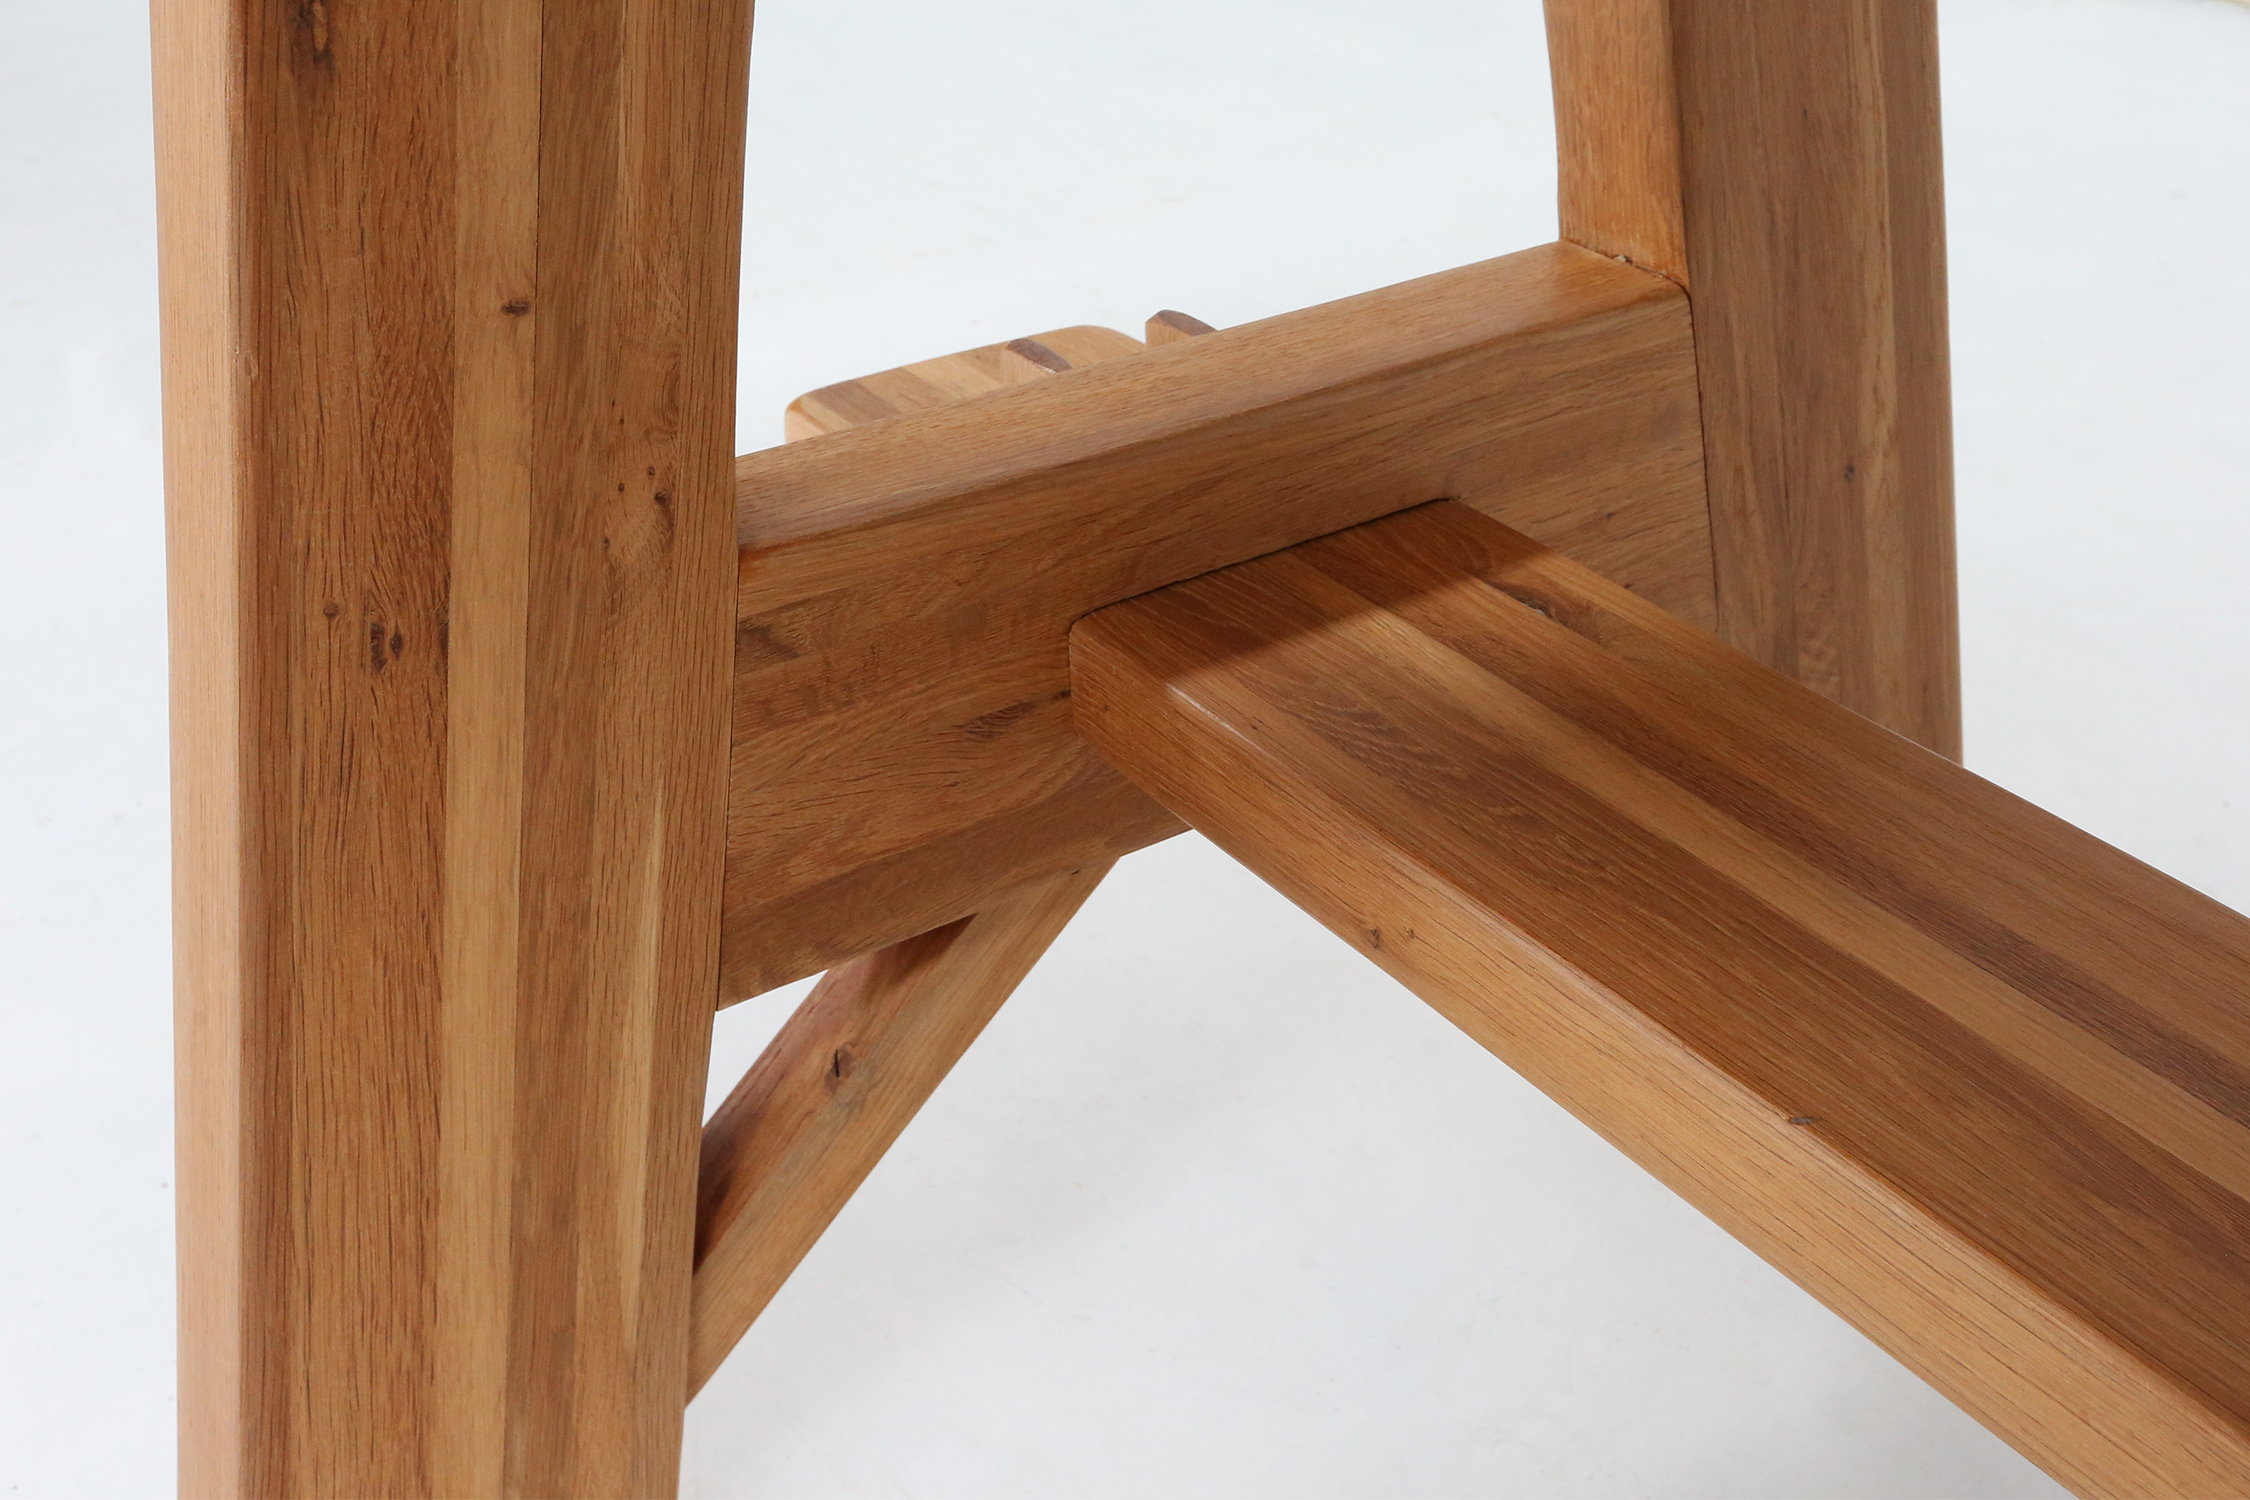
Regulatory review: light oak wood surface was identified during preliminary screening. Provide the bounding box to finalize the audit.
[724,243,1712,1000]
[691,865,1109,1395]
[1546,0,1961,756]
[155,0,751,1491]
[152,0,1982,1485]
[1074,501,2250,1497]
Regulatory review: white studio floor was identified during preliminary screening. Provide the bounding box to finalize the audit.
[3,0,2246,1494]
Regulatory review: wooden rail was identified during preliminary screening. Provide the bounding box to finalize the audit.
[1073,501,2250,1495]
[723,243,1710,999]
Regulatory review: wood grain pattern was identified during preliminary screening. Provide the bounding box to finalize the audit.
[1074,501,2250,1497]
[724,243,1712,1000]
[1545,0,1960,755]
[690,865,1108,1395]
[155,0,750,1491]
[1544,0,1686,280]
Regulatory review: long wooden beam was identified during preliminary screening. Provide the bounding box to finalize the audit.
[724,242,1710,999]
[1073,501,2250,1496]
[154,0,751,1491]
[1546,0,1960,755]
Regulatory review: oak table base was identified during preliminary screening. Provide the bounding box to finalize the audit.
[159,0,2243,1495]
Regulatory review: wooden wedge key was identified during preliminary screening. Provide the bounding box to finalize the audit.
[157,0,2242,1490]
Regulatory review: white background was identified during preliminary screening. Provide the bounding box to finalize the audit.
[2,0,2245,1494]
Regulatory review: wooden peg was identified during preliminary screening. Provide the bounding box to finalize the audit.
[1145,309,1218,345]
[999,336,1074,383]
[781,325,1143,440]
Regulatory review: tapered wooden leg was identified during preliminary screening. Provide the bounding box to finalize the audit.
[690,866,1109,1392]
[155,0,753,1492]
[1546,0,1960,756]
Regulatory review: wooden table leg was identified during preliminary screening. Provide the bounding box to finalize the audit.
[154,0,753,1492]
[1546,0,1961,756]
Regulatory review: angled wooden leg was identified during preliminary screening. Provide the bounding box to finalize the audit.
[1074,501,2250,1496]
[155,0,752,1492]
[690,864,1108,1392]
[1546,0,1960,755]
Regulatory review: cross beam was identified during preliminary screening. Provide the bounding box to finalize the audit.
[1073,501,2250,1494]
[723,244,1709,997]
